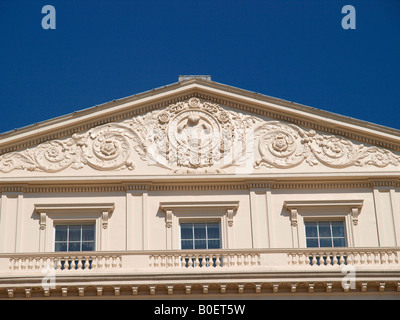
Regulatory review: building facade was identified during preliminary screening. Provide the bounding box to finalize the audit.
[0,77,400,299]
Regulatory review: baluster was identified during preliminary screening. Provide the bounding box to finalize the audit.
[70,257,76,270]
[215,254,221,267]
[299,253,307,266]
[299,253,305,266]
[339,252,345,265]
[326,253,332,266]
[27,258,33,270]
[194,254,200,267]
[98,256,103,269]
[360,252,366,264]
[187,254,193,268]
[374,252,380,264]
[332,253,338,266]
[204,254,210,267]
[388,252,394,264]
[77,256,83,270]
[38,257,43,270]
[165,255,170,268]
[242,254,249,266]
[149,255,153,268]
[252,254,257,266]
[318,252,324,266]
[84,256,90,269]
[173,254,179,268]
[222,254,228,267]
[56,257,62,270]
[112,256,117,268]
[288,253,294,266]
[229,253,236,267]
[48,257,54,270]
[294,253,300,266]
[21,258,26,270]
[346,252,353,265]
[33,257,40,270]
[238,254,246,266]
[152,255,158,268]
[91,256,97,269]
[366,252,372,265]
[9,258,14,270]
[311,253,317,266]
[381,252,387,265]
[105,256,111,269]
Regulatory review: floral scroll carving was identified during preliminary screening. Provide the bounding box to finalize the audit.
[254,121,400,169]
[0,97,399,173]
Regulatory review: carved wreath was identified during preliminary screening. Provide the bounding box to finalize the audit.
[0,98,399,173]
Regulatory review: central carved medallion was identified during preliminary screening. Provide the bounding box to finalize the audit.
[144,97,238,173]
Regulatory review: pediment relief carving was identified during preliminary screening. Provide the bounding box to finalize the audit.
[1,97,399,174]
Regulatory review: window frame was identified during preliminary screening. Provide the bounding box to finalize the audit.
[54,223,96,252]
[180,221,222,250]
[304,220,347,248]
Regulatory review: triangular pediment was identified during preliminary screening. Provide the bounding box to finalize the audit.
[1,78,400,177]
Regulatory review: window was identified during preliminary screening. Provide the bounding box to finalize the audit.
[180,222,221,250]
[55,224,95,252]
[305,221,346,248]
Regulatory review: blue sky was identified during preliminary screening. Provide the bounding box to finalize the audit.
[0,0,399,135]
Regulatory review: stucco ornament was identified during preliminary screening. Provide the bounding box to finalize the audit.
[254,121,400,169]
[0,97,400,173]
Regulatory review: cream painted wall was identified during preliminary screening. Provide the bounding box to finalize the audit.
[0,185,399,254]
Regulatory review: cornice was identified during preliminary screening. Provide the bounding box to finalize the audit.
[1,274,400,299]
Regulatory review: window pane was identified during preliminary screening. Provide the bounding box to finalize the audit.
[208,239,221,249]
[331,222,345,237]
[319,238,333,247]
[333,238,346,247]
[305,222,318,237]
[181,240,193,250]
[180,224,193,240]
[195,239,207,249]
[55,225,68,241]
[82,225,95,241]
[207,223,220,239]
[55,242,67,252]
[82,241,95,251]
[306,238,319,248]
[194,224,206,239]
[68,242,80,251]
[318,222,332,237]
[68,225,81,241]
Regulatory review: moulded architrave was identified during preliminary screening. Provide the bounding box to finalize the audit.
[159,201,239,250]
[284,200,364,248]
[34,203,115,252]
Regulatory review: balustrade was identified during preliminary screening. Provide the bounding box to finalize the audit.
[288,249,400,267]
[149,251,261,268]
[3,248,400,274]
[8,254,122,271]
